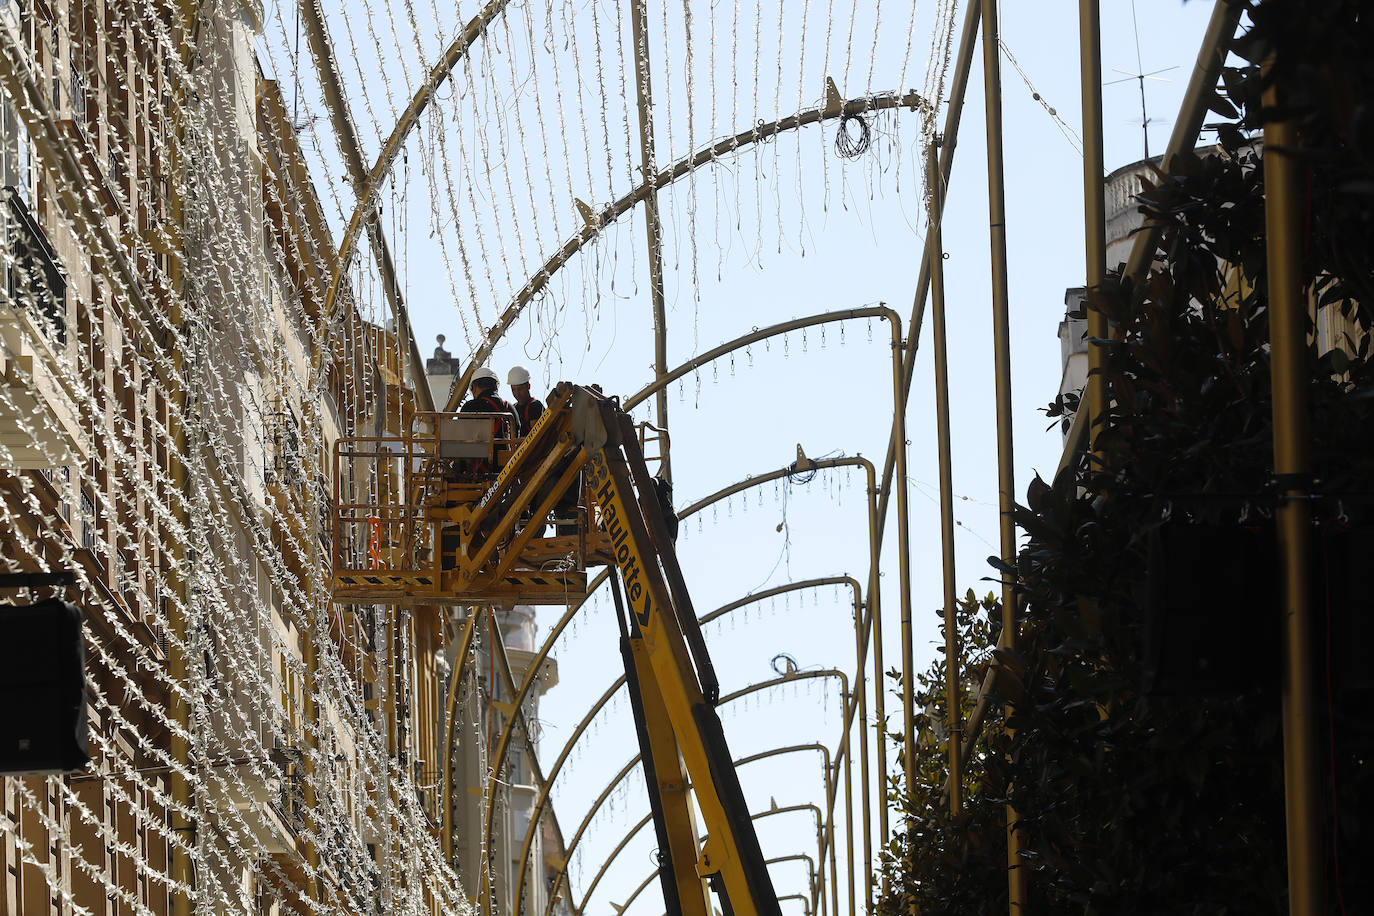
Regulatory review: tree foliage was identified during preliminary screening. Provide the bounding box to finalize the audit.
[878,1,1374,911]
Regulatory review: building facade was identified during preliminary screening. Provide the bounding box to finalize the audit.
[1,1,560,912]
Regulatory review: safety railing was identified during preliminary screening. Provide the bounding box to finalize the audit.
[331,413,518,592]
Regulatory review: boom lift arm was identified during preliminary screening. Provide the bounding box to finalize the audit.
[581,388,781,916]
[331,384,780,915]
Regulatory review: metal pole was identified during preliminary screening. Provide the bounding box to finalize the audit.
[441,614,478,861]
[837,689,850,916]
[844,584,872,913]
[1079,0,1107,452]
[1263,69,1322,916]
[877,0,981,533]
[978,0,1025,908]
[1058,0,1245,468]
[863,460,889,855]
[888,309,918,831]
[926,139,961,817]
[628,0,672,480]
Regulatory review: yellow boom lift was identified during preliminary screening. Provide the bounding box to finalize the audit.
[332,383,782,916]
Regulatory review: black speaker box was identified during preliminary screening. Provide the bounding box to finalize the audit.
[0,598,90,774]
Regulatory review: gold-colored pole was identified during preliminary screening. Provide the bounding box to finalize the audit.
[844,582,873,912]
[926,138,961,817]
[877,0,981,537]
[1079,0,1107,452]
[1263,72,1322,916]
[978,0,1025,909]
[441,614,478,862]
[888,311,918,826]
[837,689,851,916]
[862,461,890,855]
[1056,0,1243,473]
[628,0,672,480]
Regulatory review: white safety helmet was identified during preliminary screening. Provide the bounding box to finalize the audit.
[507,365,531,386]
[472,366,499,384]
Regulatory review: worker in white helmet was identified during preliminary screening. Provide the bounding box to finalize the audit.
[507,365,545,436]
[460,366,518,440]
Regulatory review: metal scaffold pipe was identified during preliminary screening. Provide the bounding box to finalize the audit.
[877,0,981,538]
[1079,0,1108,452]
[925,137,962,818]
[1262,53,1322,916]
[977,0,1024,908]
[627,0,672,480]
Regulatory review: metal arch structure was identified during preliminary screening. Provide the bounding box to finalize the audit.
[701,579,871,914]
[535,673,852,916]
[767,856,823,916]
[573,775,829,916]
[311,59,926,397]
[548,688,850,916]
[616,854,823,916]
[432,89,925,408]
[511,576,864,916]
[659,306,915,843]
[561,741,846,916]
[718,678,849,916]
[468,301,902,857]
[317,36,919,876]
[624,303,907,874]
[621,305,899,412]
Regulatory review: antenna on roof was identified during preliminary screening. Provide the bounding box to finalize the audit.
[1104,0,1177,160]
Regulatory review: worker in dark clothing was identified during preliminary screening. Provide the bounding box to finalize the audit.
[507,365,545,436]
[459,367,518,448]
[441,368,516,564]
